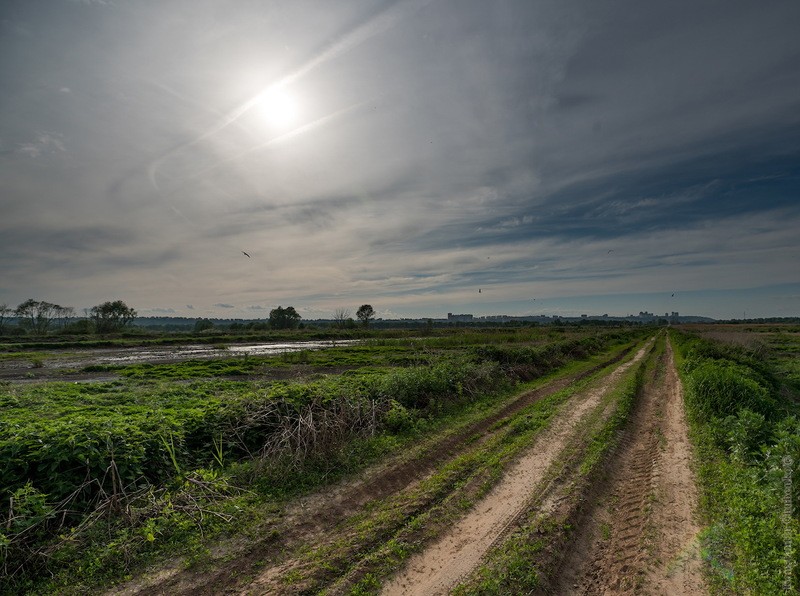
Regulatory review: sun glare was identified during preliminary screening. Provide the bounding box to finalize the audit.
[257,87,298,129]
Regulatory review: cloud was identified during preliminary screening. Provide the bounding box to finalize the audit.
[1,1,799,319]
[67,0,111,6]
[15,133,65,158]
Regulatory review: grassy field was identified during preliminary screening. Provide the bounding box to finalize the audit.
[0,326,642,594]
[672,325,800,594]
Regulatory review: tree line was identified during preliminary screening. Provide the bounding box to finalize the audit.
[0,299,378,336]
[0,299,136,336]
[332,304,375,329]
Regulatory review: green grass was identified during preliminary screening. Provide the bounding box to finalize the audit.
[0,327,644,594]
[671,329,800,595]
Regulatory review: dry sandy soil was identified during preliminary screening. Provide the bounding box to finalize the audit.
[551,340,705,595]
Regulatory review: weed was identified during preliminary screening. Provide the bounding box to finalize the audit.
[600,521,611,540]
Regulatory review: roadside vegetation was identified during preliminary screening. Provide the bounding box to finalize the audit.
[0,326,643,594]
[671,326,800,594]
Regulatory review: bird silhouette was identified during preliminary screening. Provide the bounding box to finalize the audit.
[242,251,251,258]
[478,289,481,293]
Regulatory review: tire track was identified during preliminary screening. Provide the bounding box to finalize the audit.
[381,342,652,596]
[553,337,705,595]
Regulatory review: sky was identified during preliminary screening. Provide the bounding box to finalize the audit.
[1,0,799,321]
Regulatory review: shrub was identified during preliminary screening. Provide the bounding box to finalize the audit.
[686,360,776,422]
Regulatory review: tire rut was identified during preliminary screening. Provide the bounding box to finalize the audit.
[380,341,652,596]
[552,337,705,595]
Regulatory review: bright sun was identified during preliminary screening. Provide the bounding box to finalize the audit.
[257,87,298,129]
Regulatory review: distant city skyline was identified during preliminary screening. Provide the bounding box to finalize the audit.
[2,1,799,321]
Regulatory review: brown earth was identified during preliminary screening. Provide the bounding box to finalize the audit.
[551,339,706,595]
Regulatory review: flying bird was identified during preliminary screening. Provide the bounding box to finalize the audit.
[242,251,251,258]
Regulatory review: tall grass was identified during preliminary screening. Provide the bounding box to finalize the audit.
[672,330,800,594]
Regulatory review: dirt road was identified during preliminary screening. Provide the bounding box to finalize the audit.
[110,343,639,595]
[552,339,705,594]
[381,343,651,595]
[111,337,707,595]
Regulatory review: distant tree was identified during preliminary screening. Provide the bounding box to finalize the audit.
[15,299,61,335]
[0,303,11,333]
[356,304,375,328]
[90,300,137,333]
[55,305,75,329]
[194,318,214,332]
[333,308,351,329]
[269,306,301,330]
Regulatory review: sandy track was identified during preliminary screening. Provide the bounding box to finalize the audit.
[381,342,651,595]
[553,338,705,595]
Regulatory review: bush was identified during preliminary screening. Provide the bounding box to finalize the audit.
[382,400,416,433]
[686,360,776,422]
[710,409,769,464]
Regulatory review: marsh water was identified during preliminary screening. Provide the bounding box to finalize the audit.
[0,339,360,378]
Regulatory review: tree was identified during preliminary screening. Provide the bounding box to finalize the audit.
[15,299,61,335]
[0,303,12,334]
[194,318,214,332]
[269,306,301,330]
[332,308,351,329]
[356,304,375,328]
[54,305,75,329]
[90,300,137,333]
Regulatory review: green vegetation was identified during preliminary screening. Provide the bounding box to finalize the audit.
[0,326,643,594]
[356,304,375,328]
[89,300,137,333]
[267,305,301,330]
[671,328,800,594]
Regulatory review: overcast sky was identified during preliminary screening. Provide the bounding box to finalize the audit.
[2,0,799,320]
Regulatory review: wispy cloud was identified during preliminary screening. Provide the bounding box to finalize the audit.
[15,132,65,158]
[67,0,112,6]
[2,1,799,319]
[147,307,176,314]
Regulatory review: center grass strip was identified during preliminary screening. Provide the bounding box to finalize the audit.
[267,340,651,594]
[451,334,663,595]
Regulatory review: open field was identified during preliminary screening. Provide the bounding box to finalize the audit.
[2,324,799,594]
